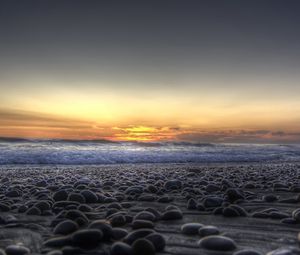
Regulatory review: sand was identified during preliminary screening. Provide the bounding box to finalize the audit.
[0,162,300,255]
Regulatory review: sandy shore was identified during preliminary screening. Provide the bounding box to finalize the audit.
[0,163,300,255]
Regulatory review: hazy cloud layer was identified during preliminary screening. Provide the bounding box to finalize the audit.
[1,108,300,143]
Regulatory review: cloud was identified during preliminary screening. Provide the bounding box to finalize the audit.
[1,108,300,143]
[0,108,109,139]
[176,129,300,144]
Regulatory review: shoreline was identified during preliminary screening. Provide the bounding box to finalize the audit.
[0,162,300,254]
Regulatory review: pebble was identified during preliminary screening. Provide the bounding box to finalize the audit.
[110,214,127,227]
[89,220,113,241]
[132,238,156,255]
[181,223,204,235]
[267,247,300,255]
[145,233,166,252]
[68,193,86,203]
[53,190,68,201]
[199,226,220,237]
[199,235,237,251]
[65,210,89,225]
[0,203,11,212]
[132,220,154,229]
[226,188,244,202]
[5,245,30,255]
[223,207,240,217]
[124,229,154,245]
[134,211,156,222]
[263,194,278,202]
[80,190,98,203]
[161,210,183,220]
[46,250,63,255]
[26,206,41,215]
[187,198,197,210]
[72,229,103,249]
[292,209,300,222]
[112,227,128,240]
[234,249,262,255]
[203,197,223,208]
[110,242,132,255]
[53,219,78,235]
[44,236,72,247]
[164,180,182,190]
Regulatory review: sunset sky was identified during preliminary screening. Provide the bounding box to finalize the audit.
[1,1,300,143]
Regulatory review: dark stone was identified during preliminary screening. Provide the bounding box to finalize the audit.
[199,226,220,237]
[53,190,68,201]
[181,223,204,235]
[54,220,78,235]
[199,235,237,251]
[234,249,262,255]
[68,193,86,203]
[72,229,103,249]
[110,242,132,255]
[145,233,166,252]
[134,211,156,222]
[26,206,41,216]
[203,197,223,208]
[80,190,98,203]
[44,236,72,248]
[123,229,154,245]
[89,220,113,241]
[161,210,183,220]
[132,220,154,229]
[5,245,30,255]
[112,228,128,240]
[132,238,155,255]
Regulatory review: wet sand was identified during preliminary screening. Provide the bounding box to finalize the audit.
[0,163,300,255]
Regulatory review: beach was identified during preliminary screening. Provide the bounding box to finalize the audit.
[1,162,300,255]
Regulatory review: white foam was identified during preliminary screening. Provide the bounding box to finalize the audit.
[0,141,299,165]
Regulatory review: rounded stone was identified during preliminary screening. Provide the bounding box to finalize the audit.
[112,227,128,240]
[132,220,154,229]
[80,190,98,203]
[0,203,10,212]
[187,198,197,210]
[72,229,103,249]
[68,193,86,203]
[164,180,182,190]
[199,235,237,251]
[199,226,220,237]
[53,219,78,235]
[26,206,41,216]
[223,207,240,217]
[35,201,51,211]
[110,214,127,227]
[88,220,113,241]
[181,223,204,235]
[203,197,223,208]
[65,210,88,224]
[5,245,30,255]
[123,229,155,245]
[267,247,300,255]
[234,249,262,255]
[134,211,156,222]
[110,242,132,255]
[53,190,68,201]
[44,236,72,248]
[161,210,183,220]
[145,233,166,252]
[132,238,155,255]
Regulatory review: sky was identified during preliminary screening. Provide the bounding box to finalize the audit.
[1,0,300,143]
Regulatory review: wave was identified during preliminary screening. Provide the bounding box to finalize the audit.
[0,140,299,165]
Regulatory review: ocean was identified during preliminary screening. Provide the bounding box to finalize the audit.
[0,139,299,165]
